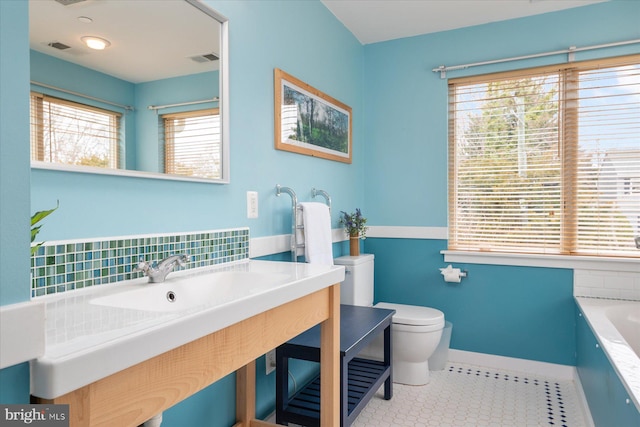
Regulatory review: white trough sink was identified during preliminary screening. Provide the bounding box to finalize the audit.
[31,260,345,399]
[90,271,288,313]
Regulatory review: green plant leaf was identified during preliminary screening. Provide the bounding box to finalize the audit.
[30,201,59,255]
[31,224,42,243]
[31,201,59,228]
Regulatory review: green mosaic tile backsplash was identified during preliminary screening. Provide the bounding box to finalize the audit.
[31,228,250,298]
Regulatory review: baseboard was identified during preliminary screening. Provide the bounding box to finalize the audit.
[249,229,346,258]
[249,226,448,259]
[447,349,576,380]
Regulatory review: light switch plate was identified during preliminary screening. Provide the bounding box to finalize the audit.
[247,191,258,218]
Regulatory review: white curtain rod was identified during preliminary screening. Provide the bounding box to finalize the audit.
[147,97,219,111]
[432,38,640,79]
[31,81,134,111]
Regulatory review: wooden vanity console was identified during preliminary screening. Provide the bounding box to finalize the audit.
[34,285,341,427]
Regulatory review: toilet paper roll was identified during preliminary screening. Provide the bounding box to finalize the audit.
[443,271,462,283]
[440,264,465,283]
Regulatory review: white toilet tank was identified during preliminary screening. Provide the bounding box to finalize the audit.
[334,254,374,306]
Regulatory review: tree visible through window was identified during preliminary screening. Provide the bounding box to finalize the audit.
[30,93,120,169]
[448,56,640,257]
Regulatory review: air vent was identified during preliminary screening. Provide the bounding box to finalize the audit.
[54,0,87,5]
[48,42,71,51]
[189,53,219,63]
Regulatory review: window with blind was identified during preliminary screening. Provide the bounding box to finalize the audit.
[448,55,640,257]
[30,93,120,169]
[162,108,221,179]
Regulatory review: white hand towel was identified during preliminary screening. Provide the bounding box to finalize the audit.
[299,202,333,265]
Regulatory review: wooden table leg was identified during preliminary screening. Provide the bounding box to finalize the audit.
[236,360,256,427]
[319,284,340,427]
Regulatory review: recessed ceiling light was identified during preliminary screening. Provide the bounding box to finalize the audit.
[77,16,93,24]
[81,36,110,50]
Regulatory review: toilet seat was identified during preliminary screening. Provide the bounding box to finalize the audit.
[374,302,445,327]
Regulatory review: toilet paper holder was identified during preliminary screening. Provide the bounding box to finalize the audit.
[439,265,467,283]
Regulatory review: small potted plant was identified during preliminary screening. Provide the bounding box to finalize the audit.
[339,208,367,256]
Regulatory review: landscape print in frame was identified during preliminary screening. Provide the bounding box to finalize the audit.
[274,68,352,163]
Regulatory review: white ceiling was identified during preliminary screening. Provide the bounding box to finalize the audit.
[29,0,220,83]
[29,0,608,82]
[320,0,608,45]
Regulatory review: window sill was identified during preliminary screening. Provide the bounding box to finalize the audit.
[441,250,640,272]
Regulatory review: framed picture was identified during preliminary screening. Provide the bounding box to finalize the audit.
[274,68,352,163]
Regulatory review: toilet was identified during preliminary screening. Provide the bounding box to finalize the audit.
[334,254,445,386]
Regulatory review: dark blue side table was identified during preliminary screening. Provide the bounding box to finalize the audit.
[275,304,395,426]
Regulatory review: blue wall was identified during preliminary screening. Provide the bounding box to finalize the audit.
[30,51,135,111]
[2,0,640,424]
[30,51,137,169]
[30,0,365,242]
[1,0,30,306]
[134,71,219,172]
[361,0,640,366]
[363,0,640,226]
[0,0,31,405]
[2,0,363,423]
[365,238,575,365]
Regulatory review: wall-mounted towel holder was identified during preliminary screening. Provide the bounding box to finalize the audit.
[311,188,331,209]
[276,185,332,262]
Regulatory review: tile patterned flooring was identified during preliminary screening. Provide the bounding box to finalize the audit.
[350,363,590,427]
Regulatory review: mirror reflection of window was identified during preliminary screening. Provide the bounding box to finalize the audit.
[30,93,121,169]
[162,109,221,179]
[29,0,228,183]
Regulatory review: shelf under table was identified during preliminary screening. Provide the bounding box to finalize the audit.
[276,304,395,427]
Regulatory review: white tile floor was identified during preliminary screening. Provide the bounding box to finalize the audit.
[350,363,590,427]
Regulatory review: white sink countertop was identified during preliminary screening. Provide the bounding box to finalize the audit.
[0,300,45,369]
[31,260,344,399]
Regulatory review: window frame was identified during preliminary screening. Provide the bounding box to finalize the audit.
[30,92,121,169]
[161,108,221,180]
[447,54,640,259]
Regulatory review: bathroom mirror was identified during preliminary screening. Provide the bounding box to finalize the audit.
[28,0,229,183]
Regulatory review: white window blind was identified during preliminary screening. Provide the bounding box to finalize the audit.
[162,108,221,179]
[449,55,640,257]
[30,93,120,169]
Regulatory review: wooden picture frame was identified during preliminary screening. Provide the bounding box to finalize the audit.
[274,68,352,163]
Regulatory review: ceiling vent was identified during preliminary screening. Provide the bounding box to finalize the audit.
[54,0,88,5]
[48,42,71,51]
[190,53,219,63]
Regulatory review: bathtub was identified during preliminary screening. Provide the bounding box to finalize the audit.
[576,297,640,411]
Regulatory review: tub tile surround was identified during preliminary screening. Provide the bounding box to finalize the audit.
[574,269,640,301]
[31,228,250,298]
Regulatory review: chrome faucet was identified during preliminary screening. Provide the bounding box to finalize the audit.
[136,254,189,283]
